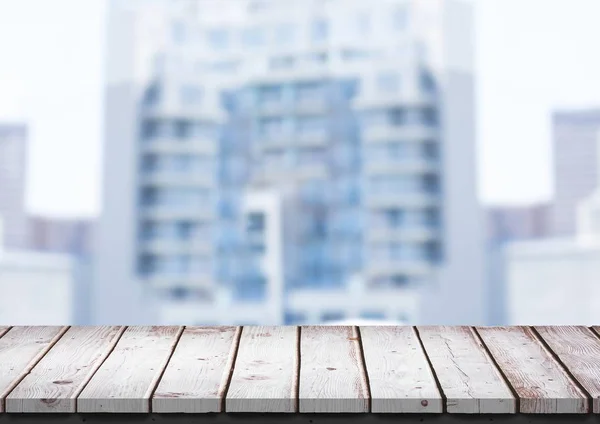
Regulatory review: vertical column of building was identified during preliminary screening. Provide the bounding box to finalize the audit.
[135,70,222,322]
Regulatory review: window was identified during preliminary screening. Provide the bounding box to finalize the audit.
[360,311,385,320]
[169,287,190,300]
[309,52,328,65]
[376,72,400,93]
[342,49,370,62]
[259,117,285,138]
[285,312,306,325]
[206,29,229,50]
[175,120,193,139]
[311,19,329,43]
[247,213,265,232]
[241,27,265,48]
[297,147,326,165]
[258,85,283,105]
[385,209,404,227]
[180,86,202,106]
[297,116,327,136]
[421,107,438,126]
[296,82,324,103]
[270,56,295,70]
[320,311,345,322]
[420,70,436,94]
[389,108,405,126]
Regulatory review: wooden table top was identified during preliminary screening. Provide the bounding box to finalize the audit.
[0,326,599,414]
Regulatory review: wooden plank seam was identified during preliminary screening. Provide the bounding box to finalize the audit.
[413,326,447,413]
[220,326,243,413]
[70,326,128,412]
[471,326,521,413]
[147,326,186,413]
[530,326,593,411]
[354,326,372,413]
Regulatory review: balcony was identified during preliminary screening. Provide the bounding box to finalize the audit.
[364,259,433,279]
[352,92,436,110]
[139,239,213,255]
[141,138,218,155]
[258,132,329,150]
[363,158,438,175]
[139,172,215,188]
[366,226,439,243]
[140,206,214,221]
[362,125,438,143]
[143,273,213,290]
[253,163,328,184]
[0,325,597,414]
[365,192,439,209]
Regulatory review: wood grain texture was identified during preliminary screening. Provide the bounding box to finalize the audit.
[360,326,442,413]
[536,326,600,413]
[6,326,125,413]
[226,326,298,413]
[299,326,369,413]
[477,326,588,414]
[77,326,183,413]
[0,326,68,413]
[153,326,240,413]
[417,326,515,413]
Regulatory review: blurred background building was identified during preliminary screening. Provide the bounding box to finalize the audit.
[0,124,29,249]
[504,131,600,324]
[551,109,600,236]
[95,0,484,325]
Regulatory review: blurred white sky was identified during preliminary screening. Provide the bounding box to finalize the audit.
[1,0,600,218]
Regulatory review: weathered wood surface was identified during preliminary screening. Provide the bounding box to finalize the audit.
[299,326,369,413]
[6,326,124,413]
[535,326,600,414]
[417,326,515,413]
[226,326,298,413]
[77,326,183,413]
[153,326,240,413]
[0,326,68,413]
[477,326,589,414]
[360,326,442,413]
[0,326,600,414]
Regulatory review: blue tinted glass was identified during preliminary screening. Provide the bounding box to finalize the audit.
[311,19,329,42]
[207,29,229,50]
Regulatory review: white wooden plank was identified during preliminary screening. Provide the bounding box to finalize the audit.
[360,326,442,413]
[6,326,125,413]
[226,326,298,413]
[477,326,588,414]
[536,326,600,414]
[153,326,240,413]
[417,326,515,413]
[0,326,68,413]
[299,326,369,413]
[77,326,183,413]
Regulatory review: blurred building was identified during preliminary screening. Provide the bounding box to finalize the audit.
[486,203,550,246]
[505,131,600,325]
[97,0,484,325]
[0,124,29,249]
[551,109,600,236]
[0,217,77,325]
[27,216,93,255]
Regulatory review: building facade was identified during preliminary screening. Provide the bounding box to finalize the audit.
[551,109,600,236]
[0,124,29,249]
[96,0,484,325]
[486,203,550,246]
